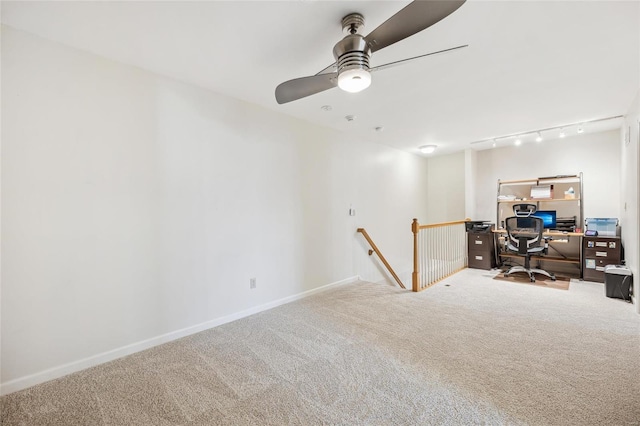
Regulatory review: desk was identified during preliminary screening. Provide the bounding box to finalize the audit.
[493,229,584,277]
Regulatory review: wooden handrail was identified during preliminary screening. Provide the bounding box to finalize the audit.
[357,228,406,289]
[418,218,471,230]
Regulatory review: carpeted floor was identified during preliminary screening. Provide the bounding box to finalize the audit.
[2,268,639,425]
[493,271,571,290]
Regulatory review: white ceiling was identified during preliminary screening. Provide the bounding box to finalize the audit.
[2,0,639,156]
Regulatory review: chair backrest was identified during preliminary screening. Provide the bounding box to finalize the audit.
[505,215,544,255]
[512,203,537,217]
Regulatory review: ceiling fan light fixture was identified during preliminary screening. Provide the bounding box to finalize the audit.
[420,144,437,154]
[276,2,467,104]
[337,68,371,93]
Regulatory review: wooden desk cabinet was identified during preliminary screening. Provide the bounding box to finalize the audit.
[468,233,496,270]
[583,236,622,283]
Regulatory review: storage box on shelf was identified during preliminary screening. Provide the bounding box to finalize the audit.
[585,218,620,237]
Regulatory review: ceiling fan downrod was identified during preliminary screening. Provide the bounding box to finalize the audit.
[342,13,365,35]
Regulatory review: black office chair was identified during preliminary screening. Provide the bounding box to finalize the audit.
[503,204,555,282]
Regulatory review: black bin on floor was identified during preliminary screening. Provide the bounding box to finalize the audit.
[603,265,632,301]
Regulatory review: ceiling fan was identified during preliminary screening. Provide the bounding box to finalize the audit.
[275,0,467,105]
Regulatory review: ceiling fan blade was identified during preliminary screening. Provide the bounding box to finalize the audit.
[275,73,338,104]
[364,0,466,53]
[370,44,468,73]
[315,63,337,76]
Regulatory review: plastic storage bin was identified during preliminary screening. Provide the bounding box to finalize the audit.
[585,218,619,237]
[603,265,632,300]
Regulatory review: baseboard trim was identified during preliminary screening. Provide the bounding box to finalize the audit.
[0,275,359,396]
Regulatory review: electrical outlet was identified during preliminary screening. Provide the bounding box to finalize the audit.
[250,278,256,289]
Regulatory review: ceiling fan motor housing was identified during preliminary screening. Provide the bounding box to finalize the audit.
[333,34,371,75]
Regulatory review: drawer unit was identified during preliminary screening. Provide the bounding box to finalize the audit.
[468,233,496,270]
[583,236,622,282]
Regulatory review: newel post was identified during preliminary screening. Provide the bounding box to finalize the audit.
[412,218,419,292]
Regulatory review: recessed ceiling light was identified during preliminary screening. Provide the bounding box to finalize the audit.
[345,115,356,122]
[535,132,543,142]
[515,139,522,146]
[559,129,566,138]
[375,126,384,132]
[577,126,584,134]
[321,105,332,112]
[419,144,437,154]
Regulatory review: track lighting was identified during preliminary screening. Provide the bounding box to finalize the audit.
[469,115,622,148]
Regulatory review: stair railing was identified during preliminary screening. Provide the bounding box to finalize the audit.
[357,228,406,289]
[412,218,470,292]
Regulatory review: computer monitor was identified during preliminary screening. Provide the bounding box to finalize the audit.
[533,210,557,229]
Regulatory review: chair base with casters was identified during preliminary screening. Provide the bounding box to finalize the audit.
[504,263,556,283]
[504,241,556,283]
[503,235,556,282]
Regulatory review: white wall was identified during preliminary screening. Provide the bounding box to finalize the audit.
[464,149,478,220]
[474,130,622,224]
[425,151,466,223]
[354,144,430,286]
[621,90,640,313]
[0,27,429,392]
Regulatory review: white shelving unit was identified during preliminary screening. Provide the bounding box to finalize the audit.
[496,173,583,230]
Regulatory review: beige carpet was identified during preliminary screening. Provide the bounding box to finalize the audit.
[2,268,639,425]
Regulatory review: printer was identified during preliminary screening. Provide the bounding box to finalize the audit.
[465,221,494,233]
